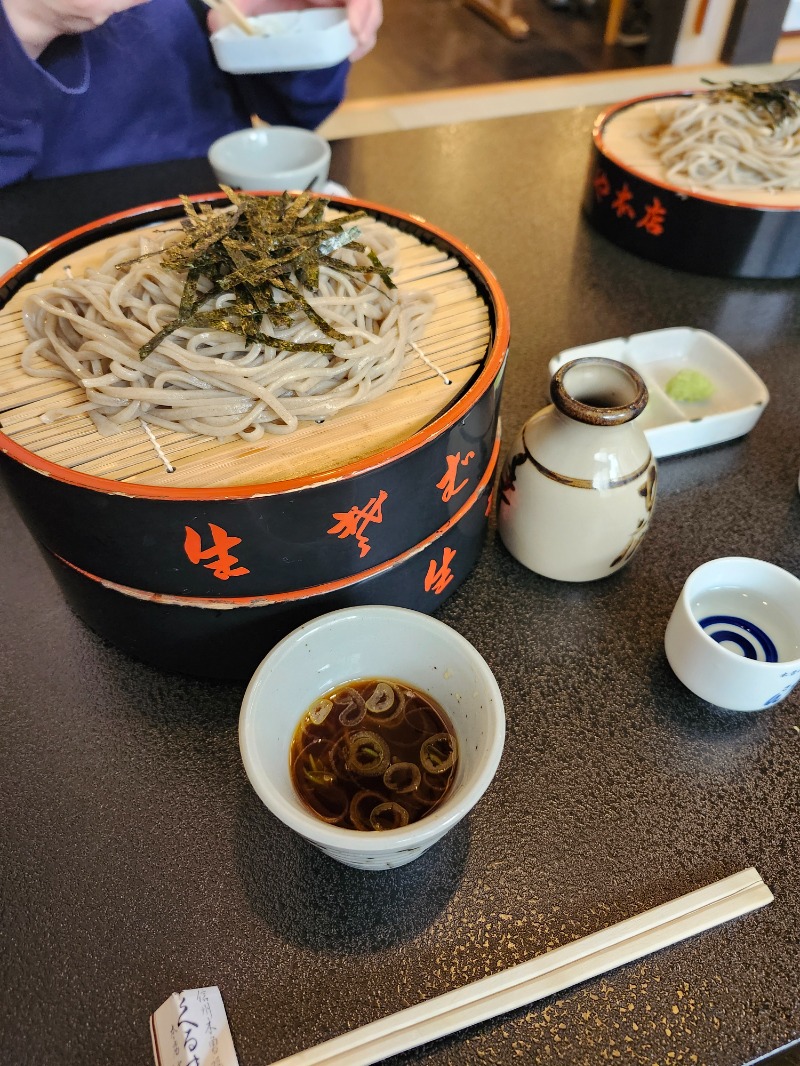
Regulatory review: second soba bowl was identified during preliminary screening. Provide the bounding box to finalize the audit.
[239,606,505,869]
[584,91,800,278]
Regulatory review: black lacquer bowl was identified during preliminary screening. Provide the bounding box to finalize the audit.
[584,92,800,279]
[0,194,509,677]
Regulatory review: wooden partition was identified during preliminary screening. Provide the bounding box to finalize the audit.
[723,0,792,63]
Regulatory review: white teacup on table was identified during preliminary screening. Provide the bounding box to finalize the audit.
[208,126,331,192]
[0,237,28,278]
[665,556,800,712]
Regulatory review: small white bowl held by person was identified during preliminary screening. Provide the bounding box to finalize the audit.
[0,0,382,187]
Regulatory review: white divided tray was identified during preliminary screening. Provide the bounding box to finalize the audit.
[548,328,769,459]
[211,8,355,74]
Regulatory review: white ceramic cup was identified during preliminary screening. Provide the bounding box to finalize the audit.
[0,236,28,278]
[239,606,505,870]
[664,557,800,712]
[208,126,331,192]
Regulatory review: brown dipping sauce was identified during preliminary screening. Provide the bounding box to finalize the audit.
[290,678,458,831]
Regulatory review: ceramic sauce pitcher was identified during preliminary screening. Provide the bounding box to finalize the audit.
[497,357,657,582]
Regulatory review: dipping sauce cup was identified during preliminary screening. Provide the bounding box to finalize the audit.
[239,606,505,869]
[664,557,800,712]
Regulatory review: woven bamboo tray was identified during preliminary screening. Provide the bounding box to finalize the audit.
[0,215,490,488]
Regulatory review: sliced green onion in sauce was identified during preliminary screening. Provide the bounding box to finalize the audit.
[308,698,333,725]
[365,682,395,714]
[346,730,390,776]
[337,687,367,728]
[370,801,410,831]
[383,761,421,794]
[420,732,457,774]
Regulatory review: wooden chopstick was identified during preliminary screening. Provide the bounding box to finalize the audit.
[266,868,773,1066]
[200,0,258,36]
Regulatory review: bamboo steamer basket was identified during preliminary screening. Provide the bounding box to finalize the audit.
[584,92,800,278]
[0,194,509,677]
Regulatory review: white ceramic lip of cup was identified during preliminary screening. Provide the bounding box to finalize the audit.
[664,556,800,712]
[207,126,331,192]
[0,237,28,279]
[239,605,506,870]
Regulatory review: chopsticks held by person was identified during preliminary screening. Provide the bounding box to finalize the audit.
[0,0,382,188]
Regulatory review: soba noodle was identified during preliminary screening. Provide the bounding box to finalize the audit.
[645,94,800,191]
[21,211,434,441]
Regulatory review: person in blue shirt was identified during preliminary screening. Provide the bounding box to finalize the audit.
[0,0,382,187]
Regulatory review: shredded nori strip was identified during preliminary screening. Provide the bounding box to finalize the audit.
[701,71,800,129]
[123,188,395,358]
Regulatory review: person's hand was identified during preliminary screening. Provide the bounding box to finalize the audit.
[345,0,382,60]
[209,0,382,61]
[4,0,149,59]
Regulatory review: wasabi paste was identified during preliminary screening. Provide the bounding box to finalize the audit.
[665,368,715,402]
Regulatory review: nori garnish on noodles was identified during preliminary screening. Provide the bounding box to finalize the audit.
[701,71,800,130]
[125,188,395,358]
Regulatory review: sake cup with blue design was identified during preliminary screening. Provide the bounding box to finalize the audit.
[665,557,800,712]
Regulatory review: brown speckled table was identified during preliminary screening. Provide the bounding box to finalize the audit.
[1,108,799,1066]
